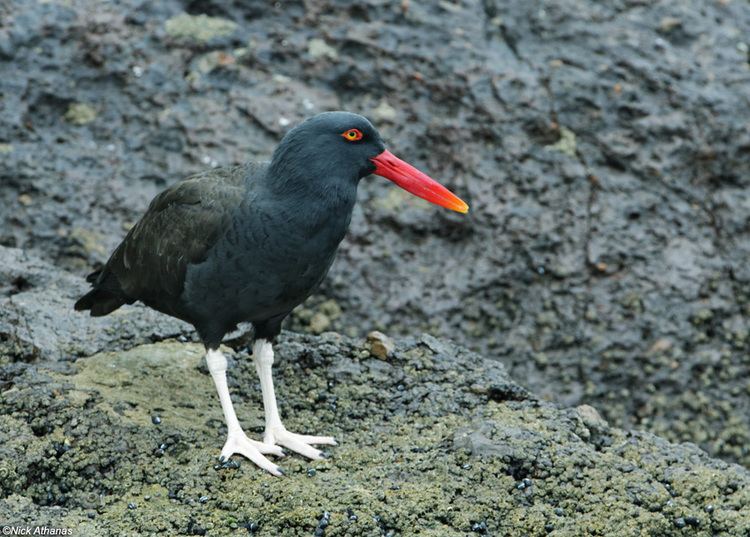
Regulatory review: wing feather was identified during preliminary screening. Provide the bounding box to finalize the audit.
[99,164,251,307]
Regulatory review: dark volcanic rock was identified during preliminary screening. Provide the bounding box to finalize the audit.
[0,246,193,363]
[1,0,749,482]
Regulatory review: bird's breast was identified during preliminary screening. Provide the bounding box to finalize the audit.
[183,194,354,324]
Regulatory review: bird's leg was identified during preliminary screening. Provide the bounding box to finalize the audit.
[205,348,284,475]
[252,339,337,459]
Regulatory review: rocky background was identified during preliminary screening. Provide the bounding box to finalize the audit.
[2,0,750,535]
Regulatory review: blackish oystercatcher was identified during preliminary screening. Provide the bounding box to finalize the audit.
[75,112,468,475]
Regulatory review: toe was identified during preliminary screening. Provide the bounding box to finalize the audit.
[293,434,337,446]
[220,433,285,476]
[256,441,286,457]
[275,432,324,460]
[238,448,283,476]
[228,443,283,476]
[220,446,233,461]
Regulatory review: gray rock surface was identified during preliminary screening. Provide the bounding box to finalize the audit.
[0,246,193,362]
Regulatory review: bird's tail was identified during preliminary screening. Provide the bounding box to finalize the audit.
[74,269,127,316]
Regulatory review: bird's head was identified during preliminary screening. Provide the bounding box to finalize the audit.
[270,111,469,213]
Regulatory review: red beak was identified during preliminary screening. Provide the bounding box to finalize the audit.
[370,150,469,214]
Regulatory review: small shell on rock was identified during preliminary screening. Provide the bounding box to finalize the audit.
[367,331,395,360]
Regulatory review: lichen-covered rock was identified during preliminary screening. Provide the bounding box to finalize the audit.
[2,332,750,536]
[164,13,238,45]
[1,223,749,535]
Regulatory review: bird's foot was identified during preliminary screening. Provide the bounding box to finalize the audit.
[264,425,337,460]
[220,430,285,476]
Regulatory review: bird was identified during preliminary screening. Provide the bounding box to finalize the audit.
[74,111,469,476]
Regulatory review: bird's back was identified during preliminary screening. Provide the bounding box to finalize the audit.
[75,162,265,323]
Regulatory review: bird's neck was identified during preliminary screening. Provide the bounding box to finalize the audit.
[262,160,359,215]
[236,166,357,256]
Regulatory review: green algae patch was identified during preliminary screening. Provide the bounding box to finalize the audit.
[3,333,750,535]
[67,227,108,258]
[69,342,227,432]
[165,13,238,44]
[64,103,97,125]
[292,299,343,334]
[307,38,338,60]
[545,125,577,157]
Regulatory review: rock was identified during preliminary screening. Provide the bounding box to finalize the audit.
[308,312,330,334]
[367,330,395,359]
[0,246,194,362]
[371,100,397,123]
[188,51,237,80]
[164,13,238,44]
[2,327,750,535]
[576,404,609,431]
[307,38,338,60]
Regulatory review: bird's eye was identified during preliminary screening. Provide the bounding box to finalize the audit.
[342,128,363,142]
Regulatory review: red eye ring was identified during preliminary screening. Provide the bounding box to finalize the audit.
[342,128,363,142]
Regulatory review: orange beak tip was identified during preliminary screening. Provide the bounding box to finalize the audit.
[445,198,469,214]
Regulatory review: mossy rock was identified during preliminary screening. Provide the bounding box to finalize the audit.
[165,13,238,45]
[2,332,749,535]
